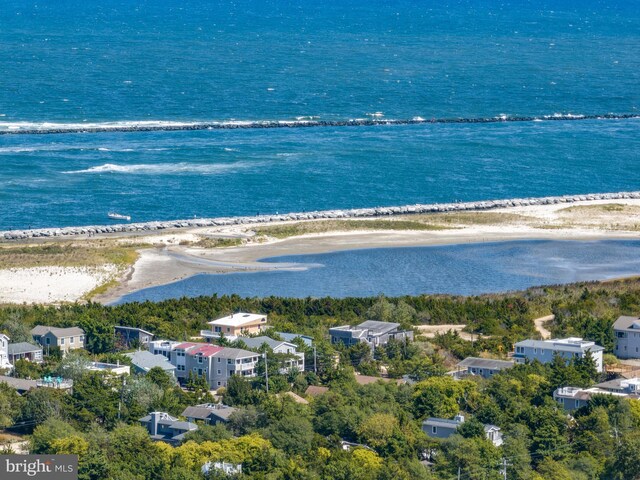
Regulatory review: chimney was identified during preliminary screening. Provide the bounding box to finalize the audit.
[150,412,160,436]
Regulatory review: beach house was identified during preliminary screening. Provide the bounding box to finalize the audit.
[240,336,305,373]
[31,325,85,355]
[200,312,268,341]
[0,334,12,370]
[613,315,640,359]
[329,320,413,348]
[513,337,604,372]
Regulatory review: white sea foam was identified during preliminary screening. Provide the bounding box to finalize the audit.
[64,161,259,175]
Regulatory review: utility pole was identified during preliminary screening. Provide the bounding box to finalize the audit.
[263,353,269,393]
[500,458,509,480]
[313,347,317,374]
[457,466,461,480]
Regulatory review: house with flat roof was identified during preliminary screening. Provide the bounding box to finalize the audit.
[613,315,640,359]
[201,312,268,341]
[0,334,12,370]
[553,386,633,411]
[329,320,413,348]
[139,412,197,444]
[114,326,154,348]
[593,377,640,395]
[125,350,176,377]
[181,404,236,425]
[8,342,43,365]
[422,414,503,446]
[451,357,514,379]
[86,361,130,376]
[240,336,305,373]
[31,325,85,355]
[513,337,604,372]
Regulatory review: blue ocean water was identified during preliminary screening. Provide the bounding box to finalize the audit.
[113,240,640,303]
[0,1,639,229]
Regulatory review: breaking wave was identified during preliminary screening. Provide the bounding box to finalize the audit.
[0,113,638,136]
[64,161,258,175]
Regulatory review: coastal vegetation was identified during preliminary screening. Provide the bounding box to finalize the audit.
[1,278,640,478]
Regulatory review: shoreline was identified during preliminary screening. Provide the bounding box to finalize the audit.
[2,194,640,305]
[3,190,640,241]
[94,227,640,305]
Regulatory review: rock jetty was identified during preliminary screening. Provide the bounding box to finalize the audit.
[3,191,640,241]
[1,113,638,136]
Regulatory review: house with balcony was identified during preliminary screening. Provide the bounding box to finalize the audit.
[240,336,305,373]
[200,312,268,341]
[513,337,604,372]
[329,320,413,349]
[8,342,43,365]
[151,340,260,390]
[613,315,640,359]
[553,385,633,412]
[31,325,85,355]
[139,412,197,444]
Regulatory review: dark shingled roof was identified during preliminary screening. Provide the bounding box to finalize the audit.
[31,325,85,337]
[8,342,42,355]
[456,357,515,371]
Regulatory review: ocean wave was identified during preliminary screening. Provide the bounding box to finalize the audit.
[64,161,258,175]
[0,113,638,136]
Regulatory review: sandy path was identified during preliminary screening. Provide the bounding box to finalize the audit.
[534,314,554,339]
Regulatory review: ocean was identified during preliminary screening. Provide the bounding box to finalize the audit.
[112,240,640,303]
[0,0,638,230]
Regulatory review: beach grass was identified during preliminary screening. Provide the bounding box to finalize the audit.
[190,237,244,249]
[559,203,630,213]
[253,219,450,239]
[0,242,140,269]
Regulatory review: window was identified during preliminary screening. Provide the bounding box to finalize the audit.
[46,338,50,345]
[80,336,85,342]
[533,348,537,354]
[226,327,231,333]
[198,356,203,364]
[60,338,65,345]
[217,358,221,362]
[432,426,437,434]
[217,382,221,386]
[70,337,74,344]
[217,370,221,374]
[214,327,221,333]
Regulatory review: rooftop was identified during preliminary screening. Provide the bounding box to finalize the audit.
[515,337,604,353]
[31,325,85,337]
[182,404,237,421]
[456,357,515,371]
[8,342,42,355]
[423,417,464,429]
[125,351,176,371]
[356,320,401,335]
[240,336,293,351]
[188,344,224,358]
[0,375,37,392]
[613,316,640,331]
[115,325,154,336]
[216,347,259,360]
[208,313,267,328]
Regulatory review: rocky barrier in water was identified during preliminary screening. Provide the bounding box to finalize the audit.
[1,113,639,136]
[3,191,640,241]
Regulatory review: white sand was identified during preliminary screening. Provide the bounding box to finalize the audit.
[0,265,117,304]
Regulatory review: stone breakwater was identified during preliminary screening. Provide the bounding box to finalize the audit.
[1,113,639,136]
[3,191,640,241]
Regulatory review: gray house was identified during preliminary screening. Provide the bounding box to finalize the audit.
[8,342,43,364]
[329,320,413,348]
[31,325,85,355]
[422,414,503,446]
[593,377,640,395]
[513,337,604,372]
[452,357,514,379]
[181,404,236,425]
[240,336,305,373]
[613,316,640,359]
[115,326,154,348]
[139,412,197,444]
[125,350,176,377]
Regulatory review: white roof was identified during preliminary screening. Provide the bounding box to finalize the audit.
[208,313,267,327]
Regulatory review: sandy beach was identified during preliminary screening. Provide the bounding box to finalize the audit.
[1,198,639,305]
